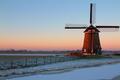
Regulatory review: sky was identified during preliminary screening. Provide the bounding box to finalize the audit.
[0,0,120,51]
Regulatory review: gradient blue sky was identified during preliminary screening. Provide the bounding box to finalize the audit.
[0,0,120,50]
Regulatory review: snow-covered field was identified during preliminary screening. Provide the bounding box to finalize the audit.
[1,58,120,80]
[7,63,120,80]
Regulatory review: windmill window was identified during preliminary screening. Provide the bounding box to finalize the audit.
[88,30,91,32]
[84,49,86,52]
[92,30,95,32]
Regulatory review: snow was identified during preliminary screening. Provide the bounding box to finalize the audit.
[7,63,120,80]
[6,58,120,80]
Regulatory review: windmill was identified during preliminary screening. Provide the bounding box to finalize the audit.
[65,3,119,55]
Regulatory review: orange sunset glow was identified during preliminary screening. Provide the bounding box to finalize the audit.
[0,31,120,50]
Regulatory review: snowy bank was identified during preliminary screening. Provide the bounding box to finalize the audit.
[7,63,120,80]
[0,58,120,80]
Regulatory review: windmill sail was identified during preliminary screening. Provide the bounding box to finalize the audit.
[96,26,120,32]
[90,3,96,25]
[96,26,119,28]
[65,24,87,29]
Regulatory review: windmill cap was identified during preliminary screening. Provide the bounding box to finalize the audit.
[84,25,100,32]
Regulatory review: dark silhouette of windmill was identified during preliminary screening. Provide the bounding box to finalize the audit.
[65,3,119,55]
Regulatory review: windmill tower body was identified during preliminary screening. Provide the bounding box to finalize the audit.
[82,4,102,55]
[82,26,102,55]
